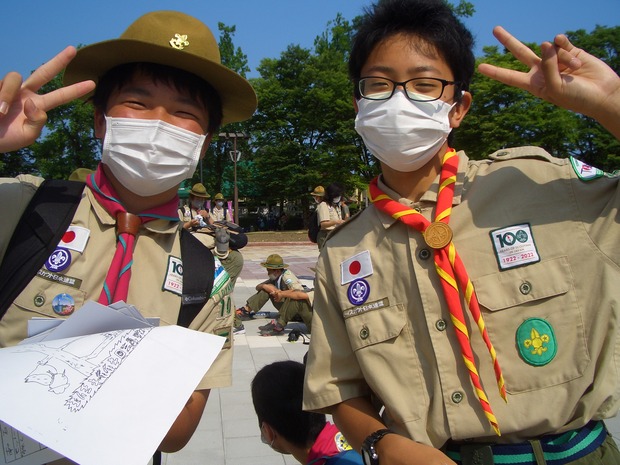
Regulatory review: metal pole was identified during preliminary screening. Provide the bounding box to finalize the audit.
[233,136,239,224]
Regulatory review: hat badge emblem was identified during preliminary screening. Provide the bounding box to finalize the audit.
[169,33,189,50]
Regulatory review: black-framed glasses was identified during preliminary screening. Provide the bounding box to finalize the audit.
[358,76,458,102]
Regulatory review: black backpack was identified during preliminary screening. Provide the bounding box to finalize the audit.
[307,210,320,243]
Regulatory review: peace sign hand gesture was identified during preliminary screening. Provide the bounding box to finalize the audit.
[478,26,620,140]
[0,46,96,153]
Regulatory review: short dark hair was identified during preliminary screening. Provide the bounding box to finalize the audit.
[92,62,223,133]
[251,361,326,448]
[326,182,345,202]
[349,0,475,102]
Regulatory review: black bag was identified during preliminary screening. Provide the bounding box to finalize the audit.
[307,210,319,243]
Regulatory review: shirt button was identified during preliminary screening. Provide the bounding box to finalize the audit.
[451,391,464,404]
[418,248,432,260]
[360,325,369,340]
[34,294,46,307]
[414,207,422,213]
[519,281,532,295]
[435,319,447,331]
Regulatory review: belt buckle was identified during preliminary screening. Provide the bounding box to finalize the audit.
[460,444,494,465]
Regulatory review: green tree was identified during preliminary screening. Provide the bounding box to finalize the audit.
[249,14,369,221]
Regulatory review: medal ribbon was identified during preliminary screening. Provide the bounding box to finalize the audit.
[368,148,506,435]
[85,165,180,305]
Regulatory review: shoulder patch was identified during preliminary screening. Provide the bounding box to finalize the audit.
[569,157,619,181]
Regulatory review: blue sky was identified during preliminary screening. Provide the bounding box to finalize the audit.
[2,0,618,81]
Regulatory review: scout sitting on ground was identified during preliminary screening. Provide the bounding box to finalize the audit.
[236,254,313,336]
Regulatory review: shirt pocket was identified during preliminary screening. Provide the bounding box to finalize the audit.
[473,256,589,393]
[343,302,427,422]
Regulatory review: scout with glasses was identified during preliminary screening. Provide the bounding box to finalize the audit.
[303,0,620,464]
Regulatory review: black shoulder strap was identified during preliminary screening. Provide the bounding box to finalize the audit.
[177,228,215,328]
[0,179,85,320]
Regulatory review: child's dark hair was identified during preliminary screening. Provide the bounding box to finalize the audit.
[92,62,223,133]
[325,182,345,203]
[251,360,326,448]
[349,0,475,102]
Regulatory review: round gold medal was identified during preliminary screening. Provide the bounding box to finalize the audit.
[424,222,453,249]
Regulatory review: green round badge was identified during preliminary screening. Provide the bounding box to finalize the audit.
[516,318,557,366]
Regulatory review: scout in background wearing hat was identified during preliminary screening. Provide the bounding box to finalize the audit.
[303,0,620,464]
[180,182,212,231]
[235,254,313,337]
[0,9,257,457]
[311,185,326,204]
[210,192,233,222]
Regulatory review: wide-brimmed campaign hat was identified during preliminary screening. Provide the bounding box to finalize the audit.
[63,10,257,124]
[310,186,325,197]
[190,183,209,198]
[260,254,289,269]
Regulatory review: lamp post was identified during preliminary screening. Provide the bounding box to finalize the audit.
[218,132,249,224]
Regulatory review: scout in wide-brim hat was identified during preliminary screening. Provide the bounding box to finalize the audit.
[310,186,325,197]
[63,10,257,125]
[260,254,289,269]
[190,183,209,199]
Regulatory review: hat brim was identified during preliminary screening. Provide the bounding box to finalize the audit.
[260,263,288,269]
[63,39,257,125]
[190,192,209,198]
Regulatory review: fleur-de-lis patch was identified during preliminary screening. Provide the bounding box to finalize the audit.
[169,34,189,50]
[516,318,557,366]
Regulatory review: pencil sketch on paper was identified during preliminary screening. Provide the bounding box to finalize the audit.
[14,327,151,413]
[0,420,60,464]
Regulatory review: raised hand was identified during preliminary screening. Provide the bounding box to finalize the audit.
[0,46,96,152]
[478,26,620,139]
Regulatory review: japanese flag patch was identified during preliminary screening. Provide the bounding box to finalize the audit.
[341,250,373,285]
[59,225,90,253]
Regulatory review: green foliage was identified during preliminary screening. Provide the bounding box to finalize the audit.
[248,14,374,218]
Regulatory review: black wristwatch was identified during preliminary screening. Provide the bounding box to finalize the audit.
[361,428,394,465]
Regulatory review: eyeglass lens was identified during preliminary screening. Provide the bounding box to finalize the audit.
[359,77,453,101]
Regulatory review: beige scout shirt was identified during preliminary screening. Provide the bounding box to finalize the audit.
[0,175,234,390]
[317,201,342,231]
[304,147,620,446]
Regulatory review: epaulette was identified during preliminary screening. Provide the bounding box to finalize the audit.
[487,146,561,164]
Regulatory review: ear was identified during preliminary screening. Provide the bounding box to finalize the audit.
[199,132,214,159]
[94,108,106,139]
[449,91,472,129]
[352,96,359,114]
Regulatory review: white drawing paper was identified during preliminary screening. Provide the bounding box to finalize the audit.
[0,317,224,464]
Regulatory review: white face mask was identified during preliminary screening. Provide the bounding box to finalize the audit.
[101,116,206,197]
[267,271,279,281]
[332,196,341,204]
[216,201,224,208]
[355,91,455,172]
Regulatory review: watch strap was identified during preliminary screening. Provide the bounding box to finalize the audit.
[361,428,394,465]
